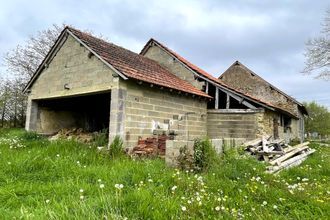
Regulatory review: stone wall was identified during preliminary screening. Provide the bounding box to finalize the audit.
[207,110,261,140]
[143,45,204,90]
[220,64,300,117]
[257,110,301,142]
[123,81,208,148]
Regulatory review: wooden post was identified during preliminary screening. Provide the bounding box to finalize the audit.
[226,93,230,109]
[205,82,209,94]
[215,88,219,109]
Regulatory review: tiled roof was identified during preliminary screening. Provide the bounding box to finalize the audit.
[67,27,210,98]
[140,39,300,118]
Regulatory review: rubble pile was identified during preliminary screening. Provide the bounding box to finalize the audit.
[244,136,315,174]
[49,128,94,143]
[132,135,170,156]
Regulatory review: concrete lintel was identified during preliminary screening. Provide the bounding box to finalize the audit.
[207,108,264,114]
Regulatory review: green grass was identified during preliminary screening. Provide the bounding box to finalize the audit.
[0,129,329,219]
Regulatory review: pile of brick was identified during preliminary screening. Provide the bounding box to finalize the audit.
[132,135,170,156]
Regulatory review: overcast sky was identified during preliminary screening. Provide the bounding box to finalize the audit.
[0,0,329,108]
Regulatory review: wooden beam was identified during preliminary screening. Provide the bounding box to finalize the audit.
[218,87,257,109]
[226,93,230,109]
[215,88,219,109]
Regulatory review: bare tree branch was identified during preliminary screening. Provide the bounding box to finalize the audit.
[302,9,330,80]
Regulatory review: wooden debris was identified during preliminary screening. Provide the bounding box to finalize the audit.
[244,137,315,174]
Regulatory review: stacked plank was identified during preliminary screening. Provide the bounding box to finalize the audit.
[244,136,315,174]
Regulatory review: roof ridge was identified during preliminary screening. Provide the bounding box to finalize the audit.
[220,61,303,106]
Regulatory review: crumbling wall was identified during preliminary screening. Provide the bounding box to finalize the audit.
[220,64,299,117]
[143,45,204,90]
[123,81,207,148]
[207,110,259,140]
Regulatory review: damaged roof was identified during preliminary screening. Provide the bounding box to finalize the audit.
[141,39,303,118]
[24,27,210,98]
[219,61,308,115]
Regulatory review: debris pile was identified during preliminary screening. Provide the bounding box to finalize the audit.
[49,128,94,143]
[132,135,170,156]
[244,136,316,174]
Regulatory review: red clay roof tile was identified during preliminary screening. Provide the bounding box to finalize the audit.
[67,27,210,98]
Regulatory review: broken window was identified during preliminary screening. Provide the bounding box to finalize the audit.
[280,115,292,133]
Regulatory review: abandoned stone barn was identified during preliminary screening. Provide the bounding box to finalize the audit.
[23,27,307,148]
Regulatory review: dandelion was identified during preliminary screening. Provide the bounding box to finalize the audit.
[100,184,105,189]
[148,179,153,183]
[302,178,309,182]
[187,200,192,204]
[45,199,50,204]
[56,154,60,157]
[115,184,124,189]
[262,201,267,206]
[77,161,80,164]
[7,162,11,165]
[80,195,84,200]
[215,206,220,211]
[273,205,278,209]
[221,206,225,210]
[181,206,187,211]
[171,186,177,191]
[98,179,102,182]
[79,189,84,193]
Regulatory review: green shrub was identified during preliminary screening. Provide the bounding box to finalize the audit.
[93,128,109,147]
[21,131,44,141]
[177,145,193,170]
[193,138,219,172]
[109,136,124,158]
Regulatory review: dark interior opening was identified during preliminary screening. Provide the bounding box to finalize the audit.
[207,84,216,109]
[229,97,249,109]
[38,92,110,132]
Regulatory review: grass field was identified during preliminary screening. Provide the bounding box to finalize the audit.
[0,129,329,219]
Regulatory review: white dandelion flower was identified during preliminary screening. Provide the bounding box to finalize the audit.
[100,184,105,189]
[181,206,187,211]
[215,206,220,211]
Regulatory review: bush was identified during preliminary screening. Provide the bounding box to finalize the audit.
[21,131,43,141]
[177,145,193,170]
[93,128,109,147]
[109,136,124,158]
[193,138,219,172]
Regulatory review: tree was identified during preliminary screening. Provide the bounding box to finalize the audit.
[303,101,330,137]
[3,24,64,80]
[302,9,330,80]
[0,24,66,127]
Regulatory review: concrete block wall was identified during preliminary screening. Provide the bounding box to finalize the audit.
[207,111,259,140]
[29,35,116,100]
[26,34,117,134]
[143,45,204,90]
[123,81,208,148]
